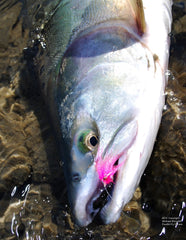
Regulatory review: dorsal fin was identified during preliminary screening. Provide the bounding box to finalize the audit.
[127,0,146,36]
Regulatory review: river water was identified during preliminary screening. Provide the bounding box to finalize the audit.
[0,0,185,239]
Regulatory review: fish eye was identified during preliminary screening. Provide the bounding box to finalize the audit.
[77,130,99,153]
[86,133,99,149]
[89,135,98,147]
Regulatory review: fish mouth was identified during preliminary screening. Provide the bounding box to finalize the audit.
[72,156,123,227]
[85,155,124,225]
[87,176,117,224]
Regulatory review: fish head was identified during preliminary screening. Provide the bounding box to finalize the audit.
[65,113,138,226]
[58,62,144,226]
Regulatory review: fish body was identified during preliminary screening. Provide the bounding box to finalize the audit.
[39,0,172,226]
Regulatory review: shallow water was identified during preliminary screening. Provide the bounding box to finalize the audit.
[0,0,185,239]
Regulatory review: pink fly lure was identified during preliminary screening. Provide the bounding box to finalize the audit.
[95,149,127,185]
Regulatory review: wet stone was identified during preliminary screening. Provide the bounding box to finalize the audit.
[133,187,142,201]
[1,165,31,187]
[119,215,141,236]
[42,222,58,237]
[10,102,26,117]
[173,119,185,130]
[170,159,184,173]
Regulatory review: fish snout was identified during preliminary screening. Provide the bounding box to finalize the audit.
[70,165,116,226]
[70,164,100,226]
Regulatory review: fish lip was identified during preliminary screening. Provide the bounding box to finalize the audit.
[85,159,123,224]
[73,156,123,226]
[86,182,105,219]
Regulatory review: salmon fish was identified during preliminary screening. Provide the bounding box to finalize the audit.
[38,0,172,226]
